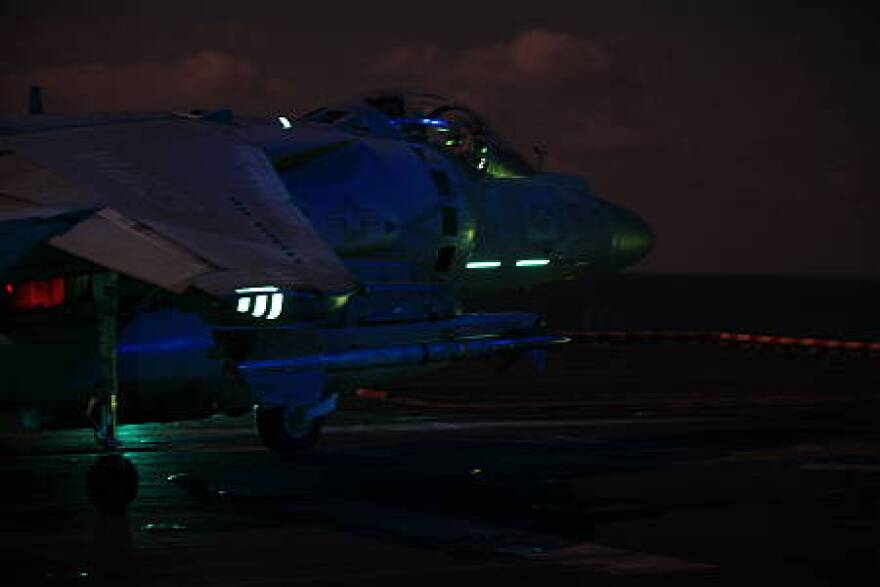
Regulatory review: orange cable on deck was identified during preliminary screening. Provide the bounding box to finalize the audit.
[561,330,879,355]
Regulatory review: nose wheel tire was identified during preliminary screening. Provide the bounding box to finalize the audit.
[255,406,324,453]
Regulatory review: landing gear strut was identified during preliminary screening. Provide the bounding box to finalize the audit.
[91,272,121,451]
[87,272,138,510]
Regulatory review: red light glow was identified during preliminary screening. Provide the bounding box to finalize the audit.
[10,278,66,310]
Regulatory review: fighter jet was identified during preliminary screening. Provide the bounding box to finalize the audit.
[0,90,654,453]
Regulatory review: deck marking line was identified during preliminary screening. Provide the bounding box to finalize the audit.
[324,417,716,435]
[802,463,880,473]
[527,542,718,575]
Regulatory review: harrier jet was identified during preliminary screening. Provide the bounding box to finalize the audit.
[0,91,654,452]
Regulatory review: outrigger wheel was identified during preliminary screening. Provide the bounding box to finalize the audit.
[87,454,139,512]
[255,406,324,452]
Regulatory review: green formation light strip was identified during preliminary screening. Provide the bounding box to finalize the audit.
[515,259,551,267]
[465,261,501,269]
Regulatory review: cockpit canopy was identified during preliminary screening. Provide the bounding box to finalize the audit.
[298,92,538,179]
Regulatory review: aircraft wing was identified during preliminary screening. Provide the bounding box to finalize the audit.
[0,117,356,296]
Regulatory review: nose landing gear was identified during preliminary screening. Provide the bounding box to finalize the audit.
[254,393,337,453]
[255,406,324,452]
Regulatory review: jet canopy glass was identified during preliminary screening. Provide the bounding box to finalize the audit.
[363,92,538,179]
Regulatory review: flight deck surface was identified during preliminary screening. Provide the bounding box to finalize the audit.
[2,341,879,586]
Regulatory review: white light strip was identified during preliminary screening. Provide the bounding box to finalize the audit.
[236,297,251,313]
[278,116,292,129]
[515,259,551,267]
[235,286,280,294]
[251,295,268,318]
[265,292,284,320]
[466,261,501,269]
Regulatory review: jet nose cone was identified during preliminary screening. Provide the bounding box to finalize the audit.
[607,204,655,267]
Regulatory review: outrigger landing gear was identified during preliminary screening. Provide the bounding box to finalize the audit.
[90,272,121,451]
[86,272,138,511]
[87,453,139,513]
[88,396,120,451]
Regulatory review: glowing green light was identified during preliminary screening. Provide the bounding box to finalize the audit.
[486,165,525,179]
[444,139,457,146]
[235,285,284,319]
[466,261,501,269]
[235,286,279,294]
[330,293,352,310]
[252,295,268,317]
[515,259,551,267]
[264,293,284,319]
[480,146,489,154]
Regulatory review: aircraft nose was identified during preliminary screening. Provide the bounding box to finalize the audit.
[605,203,655,267]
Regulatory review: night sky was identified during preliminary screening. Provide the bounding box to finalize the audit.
[2,0,877,276]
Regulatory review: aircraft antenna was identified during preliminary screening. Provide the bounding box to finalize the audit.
[29,85,44,115]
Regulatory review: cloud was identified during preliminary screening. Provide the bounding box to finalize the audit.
[491,28,611,78]
[0,51,296,113]
[372,29,613,96]
[368,29,649,159]
[564,115,647,153]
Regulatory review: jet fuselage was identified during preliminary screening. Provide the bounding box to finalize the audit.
[0,92,654,434]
